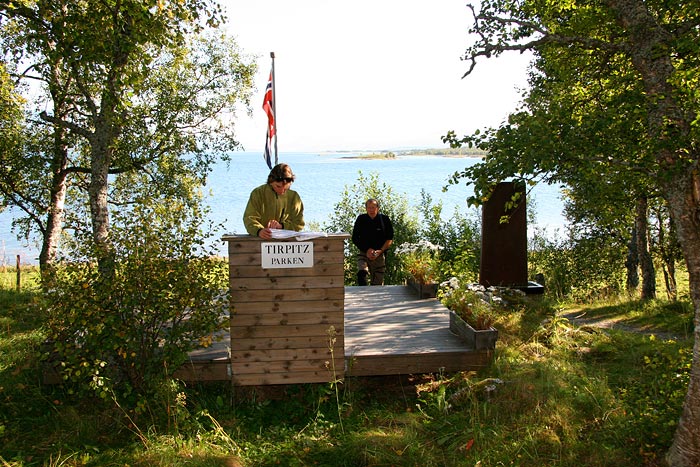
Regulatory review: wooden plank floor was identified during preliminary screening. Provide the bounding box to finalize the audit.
[344,285,492,376]
[176,285,492,382]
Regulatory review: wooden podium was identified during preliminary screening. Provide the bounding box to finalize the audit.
[222,233,349,386]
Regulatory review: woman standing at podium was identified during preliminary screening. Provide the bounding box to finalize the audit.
[243,163,305,239]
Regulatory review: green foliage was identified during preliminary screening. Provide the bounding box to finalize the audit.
[323,171,420,285]
[0,62,24,189]
[0,61,53,247]
[2,278,695,466]
[0,1,256,273]
[43,195,229,405]
[417,190,481,282]
[438,280,505,329]
[325,175,483,286]
[441,0,700,323]
[528,228,574,299]
[618,341,690,457]
[324,176,482,287]
[529,227,626,302]
[395,240,443,284]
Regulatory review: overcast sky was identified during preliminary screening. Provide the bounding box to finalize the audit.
[221,0,532,152]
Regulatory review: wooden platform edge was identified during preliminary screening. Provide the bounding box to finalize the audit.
[42,349,495,385]
[174,360,231,382]
[345,350,494,377]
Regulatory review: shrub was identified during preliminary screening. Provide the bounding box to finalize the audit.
[529,227,626,302]
[416,190,481,278]
[44,197,228,406]
[323,171,420,285]
[437,280,522,330]
[617,341,691,458]
[395,240,443,284]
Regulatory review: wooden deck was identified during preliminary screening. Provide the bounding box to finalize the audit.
[175,285,493,383]
[344,285,492,376]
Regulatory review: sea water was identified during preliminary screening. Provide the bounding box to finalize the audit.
[0,151,567,264]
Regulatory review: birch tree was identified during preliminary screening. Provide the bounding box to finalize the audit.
[0,0,255,277]
[445,1,700,464]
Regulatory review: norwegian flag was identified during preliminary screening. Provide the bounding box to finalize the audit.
[262,69,275,169]
[263,134,273,170]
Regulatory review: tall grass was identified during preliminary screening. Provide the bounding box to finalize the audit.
[0,282,692,466]
[0,265,41,291]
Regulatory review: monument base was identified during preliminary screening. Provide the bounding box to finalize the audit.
[511,281,545,295]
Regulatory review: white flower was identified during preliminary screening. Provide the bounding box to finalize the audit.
[396,240,444,255]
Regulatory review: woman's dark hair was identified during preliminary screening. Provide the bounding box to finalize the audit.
[267,163,296,184]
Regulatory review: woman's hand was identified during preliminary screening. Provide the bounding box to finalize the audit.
[258,219,282,239]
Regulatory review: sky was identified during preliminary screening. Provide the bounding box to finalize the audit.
[221,0,533,152]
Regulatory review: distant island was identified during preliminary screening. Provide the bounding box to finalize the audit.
[349,152,397,160]
[399,148,486,157]
[331,148,486,159]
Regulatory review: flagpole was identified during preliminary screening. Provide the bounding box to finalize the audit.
[270,52,278,166]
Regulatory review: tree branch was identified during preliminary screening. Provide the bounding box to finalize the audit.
[39,110,91,139]
[463,3,629,78]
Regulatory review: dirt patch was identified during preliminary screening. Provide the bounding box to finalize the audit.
[558,309,683,341]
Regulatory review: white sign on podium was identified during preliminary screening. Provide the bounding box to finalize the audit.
[261,242,314,268]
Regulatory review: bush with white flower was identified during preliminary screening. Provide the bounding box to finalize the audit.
[396,240,444,284]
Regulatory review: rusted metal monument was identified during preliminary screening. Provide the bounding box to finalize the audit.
[480,181,544,294]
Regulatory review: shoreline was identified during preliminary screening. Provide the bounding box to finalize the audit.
[319,149,486,160]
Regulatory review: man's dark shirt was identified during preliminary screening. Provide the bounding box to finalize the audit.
[352,213,394,252]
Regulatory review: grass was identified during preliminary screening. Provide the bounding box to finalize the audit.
[0,279,694,466]
[0,266,40,292]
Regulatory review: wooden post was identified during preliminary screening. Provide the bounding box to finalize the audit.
[16,254,20,290]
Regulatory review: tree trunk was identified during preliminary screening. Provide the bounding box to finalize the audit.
[38,53,73,286]
[664,171,700,467]
[89,96,118,278]
[89,134,114,278]
[625,225,639,292]
[635,197,655,300]
[656,207,678,301]
[663,260,678,301]
[39,74,69,282]
[86,11,132,280]
[605,1,700,464]
[39,144,68,282]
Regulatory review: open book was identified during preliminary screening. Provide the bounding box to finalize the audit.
[269,229,329,241]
